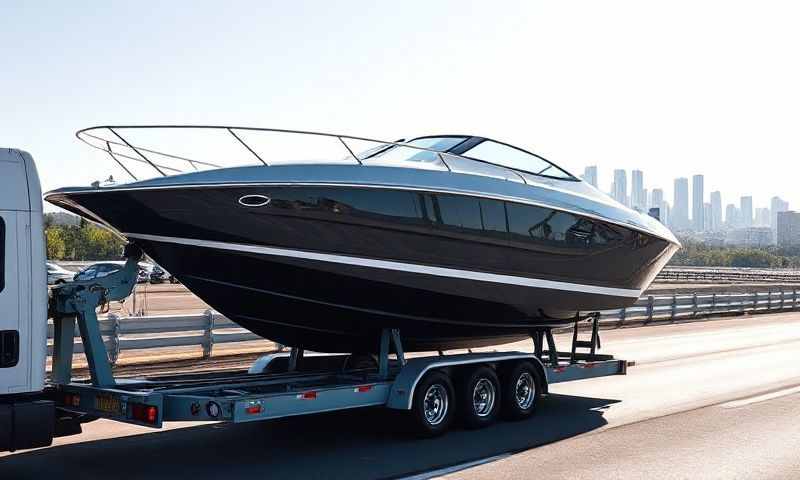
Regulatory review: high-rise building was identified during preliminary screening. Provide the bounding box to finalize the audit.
[740,196,753,227]
[725,204,738,229]
[770,196,789,242]
[692,174,704,231]
[582,166,598,188]
[631,170,645,210]
[651,189,664,209]
[703,203,712,231]
[661,202,671,227]
[710,191,722,232]
[673,178,689,230]
[613,169,628,206]
[777,211,800,247]
[755,207,770,227]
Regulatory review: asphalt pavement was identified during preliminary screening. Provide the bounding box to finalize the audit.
[3,312,800,479]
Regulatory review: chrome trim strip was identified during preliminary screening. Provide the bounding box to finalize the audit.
[48,181,677,245]
[124,232,643,298]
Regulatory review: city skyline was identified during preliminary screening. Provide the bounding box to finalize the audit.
[582,164,791,234]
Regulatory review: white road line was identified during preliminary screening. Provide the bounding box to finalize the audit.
[398,453,512,480]
[720,385,800,409]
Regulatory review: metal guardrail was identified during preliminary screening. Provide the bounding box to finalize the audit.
[657,267,800,283]
[47,287,800,366]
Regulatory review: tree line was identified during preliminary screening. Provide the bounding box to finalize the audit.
[670,238,800,268]
[45,214,125,260]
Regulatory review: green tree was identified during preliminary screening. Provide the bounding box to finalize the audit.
[45,227,66,260]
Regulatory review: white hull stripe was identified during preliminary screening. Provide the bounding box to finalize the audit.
[124,232,643,298]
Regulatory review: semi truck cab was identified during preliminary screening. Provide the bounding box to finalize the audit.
[0,147,53,451]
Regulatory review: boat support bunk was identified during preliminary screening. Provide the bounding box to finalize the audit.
[48,245,627,437]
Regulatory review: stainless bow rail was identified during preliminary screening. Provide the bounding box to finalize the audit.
[76,125,546,185]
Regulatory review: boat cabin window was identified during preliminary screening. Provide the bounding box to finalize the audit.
[460,140,573,180]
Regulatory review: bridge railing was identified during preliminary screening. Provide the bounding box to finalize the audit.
[48,287,799,366]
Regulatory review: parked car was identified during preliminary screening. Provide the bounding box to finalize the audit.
[46,262,74,285]
[73,261,153,284]
[149,265,179,284]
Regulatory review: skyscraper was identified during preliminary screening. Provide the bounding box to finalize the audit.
[703,203,712,231]
[631,170,645,211]
[777,211,800,247]
[710,191,722,232]
[740,196,753,228]
[770,196,789,242]
[613,169,628,206]
[755,207,770,227]
[692,174,704,231]
[673,178,689,230]
[725,203,738,228]
[651,188,664,209]
[582,166,598,188]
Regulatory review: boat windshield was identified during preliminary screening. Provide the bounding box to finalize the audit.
[359,136,467,168]
[459,140,572,180]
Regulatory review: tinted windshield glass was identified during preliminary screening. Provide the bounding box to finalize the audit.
[461,140,573,179]
[405,137,467,152]
[361,136,467,170]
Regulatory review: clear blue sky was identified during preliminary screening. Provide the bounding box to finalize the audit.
[2,1,798,211]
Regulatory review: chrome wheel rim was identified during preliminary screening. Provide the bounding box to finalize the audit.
[423,384,448,425]
[515,372,535,410]
[472,378,496,417]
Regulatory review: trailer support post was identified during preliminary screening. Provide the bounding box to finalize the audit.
[379,328,404,379]
[51,314,76,385]
[74,292,115,387]
[288,347,304,372]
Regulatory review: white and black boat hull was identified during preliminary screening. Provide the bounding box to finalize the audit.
[46,174,678,352]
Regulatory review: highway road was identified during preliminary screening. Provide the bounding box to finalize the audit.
[3,312,800,479]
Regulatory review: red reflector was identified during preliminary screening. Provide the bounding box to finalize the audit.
[298,391,317,400]
[131,403,159,424]
[553,367,566,373]
[355,385,373,393]
[246,404,262,414]
[64,393,80,407]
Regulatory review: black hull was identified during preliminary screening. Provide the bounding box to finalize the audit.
[46,182,678,352]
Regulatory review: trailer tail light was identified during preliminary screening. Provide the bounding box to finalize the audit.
[63,393,81,407]
[355,385,373,393]
[245,401,263,415]
[297,391,317,400]
[131,403,158,424]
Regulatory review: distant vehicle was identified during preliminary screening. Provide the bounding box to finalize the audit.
[46,262,74,285]
[73,261,152,284]
[149,265,178,284]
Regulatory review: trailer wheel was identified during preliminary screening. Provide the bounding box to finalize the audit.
[458,365,501,429]
[501,361,541,420]
[409,371,455,437]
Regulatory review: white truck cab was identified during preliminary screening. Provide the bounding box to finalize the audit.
[0,148,52,451]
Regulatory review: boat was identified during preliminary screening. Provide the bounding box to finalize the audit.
[45,126,680,352]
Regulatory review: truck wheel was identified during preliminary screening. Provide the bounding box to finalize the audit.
[458,365,500,429]
[410,371,455,437]
[501,361,541,420]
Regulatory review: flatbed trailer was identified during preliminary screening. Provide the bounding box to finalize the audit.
[46,250,626,438]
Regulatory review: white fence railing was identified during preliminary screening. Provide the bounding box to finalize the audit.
[49,288,800,366]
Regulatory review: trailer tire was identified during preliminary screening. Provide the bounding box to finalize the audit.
[501,361,541,420]
[458,365,501,429]
[409,371,455,437]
